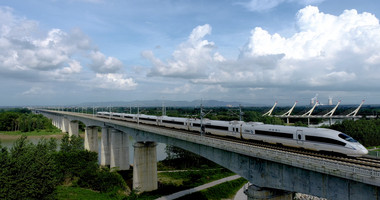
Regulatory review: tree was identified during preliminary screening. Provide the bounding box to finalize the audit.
[0,136,59,200]
[330,119,380,147]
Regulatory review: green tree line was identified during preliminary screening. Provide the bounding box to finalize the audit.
[329,119,380,147]
[0,109,55,132]
[0,135,127,200]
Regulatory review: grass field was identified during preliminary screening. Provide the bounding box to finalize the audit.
[177,177,248,200]
[135,168,236,200]
[56,186,121,200]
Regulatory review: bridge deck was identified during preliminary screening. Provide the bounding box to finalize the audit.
[39,110,380,188]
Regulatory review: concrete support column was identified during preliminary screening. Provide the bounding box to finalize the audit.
[100,127,110,166]
[68,121,79,136]
[133,142,157,192]
[84,127,98,152]
[61,117,69,133]
[52,116,57,128]
[56,116,62,130]
[109,129,129,170]
[56,117,60,129]
[54,117,58,128]
[244,185,294,200]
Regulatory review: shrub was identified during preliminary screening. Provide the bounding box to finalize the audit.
[0,136,59,200]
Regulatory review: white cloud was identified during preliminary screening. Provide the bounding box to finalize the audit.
[192,6,380,91]
[22,86,54,96]
[89,51,124,73]
[0,7,136,91]
[239,0,325,12]
[94,73,137,90]
[162,84,192,94]
[145,24,225,78]
[59,60,82,74]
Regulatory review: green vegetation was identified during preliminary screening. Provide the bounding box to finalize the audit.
[134,168,236,200]
[0,136,59,200]
[0,108,59,133]
[329,119,380,147]
[0,130,62,136]
[178,177,247,200]
[132,145,237,200]
[0,134,127,200]
[159,168,235,188]
[56,186,118,200]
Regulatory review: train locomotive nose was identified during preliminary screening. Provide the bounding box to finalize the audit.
[361,146,369,155]
[356,144,368,155]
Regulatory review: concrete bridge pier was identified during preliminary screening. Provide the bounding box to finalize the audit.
[51,116,57,128]
[244,185,294,200]
[109,129,129,170]
[133,142,158,192]
[57,116,62,130]
[68,121,79,136]
[53,116,61,130]
[53,117,58,128]
[62,117,69,133]
[84,126,98,152]
[100,127,111,166]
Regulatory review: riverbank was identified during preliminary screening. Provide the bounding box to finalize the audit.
[0,132,65,139]
[0,130,64,137]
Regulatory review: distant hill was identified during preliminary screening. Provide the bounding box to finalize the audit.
[76,100,262,107]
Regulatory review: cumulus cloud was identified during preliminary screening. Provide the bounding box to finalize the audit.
[0,7,136,91]
[145,24,225,78]
[94,73,137,90]
[149,6,380,96]
[191,6,380,91]
[239,0,325,12]
[0,8,76,72]
[89,51,123,73]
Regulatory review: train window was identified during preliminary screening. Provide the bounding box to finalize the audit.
[297,134,301,140]
[205,124,229,131]
[141,118,156,122]
[162,120,184,125]
[193,123,200,127]
[305,135,346,146]
[255,130,293,139]
[338,133,358,143]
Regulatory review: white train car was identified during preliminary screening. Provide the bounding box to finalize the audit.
[159,116,188,129]
[96,111,368,157]
[241,124,368,157]
[138,114,159,125]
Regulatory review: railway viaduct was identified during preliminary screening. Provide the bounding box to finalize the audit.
[37,109,380,200]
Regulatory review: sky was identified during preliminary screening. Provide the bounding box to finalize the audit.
[1,0,380,106]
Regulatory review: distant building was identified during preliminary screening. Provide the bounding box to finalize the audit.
[328,97,333,105]
[310,99,315,106]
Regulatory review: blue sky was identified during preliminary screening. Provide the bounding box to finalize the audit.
[1,0,380,106]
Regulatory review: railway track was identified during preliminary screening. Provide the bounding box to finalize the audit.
[101,115,380,170]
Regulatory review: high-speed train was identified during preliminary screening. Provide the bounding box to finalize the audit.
[96,112,368,157]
